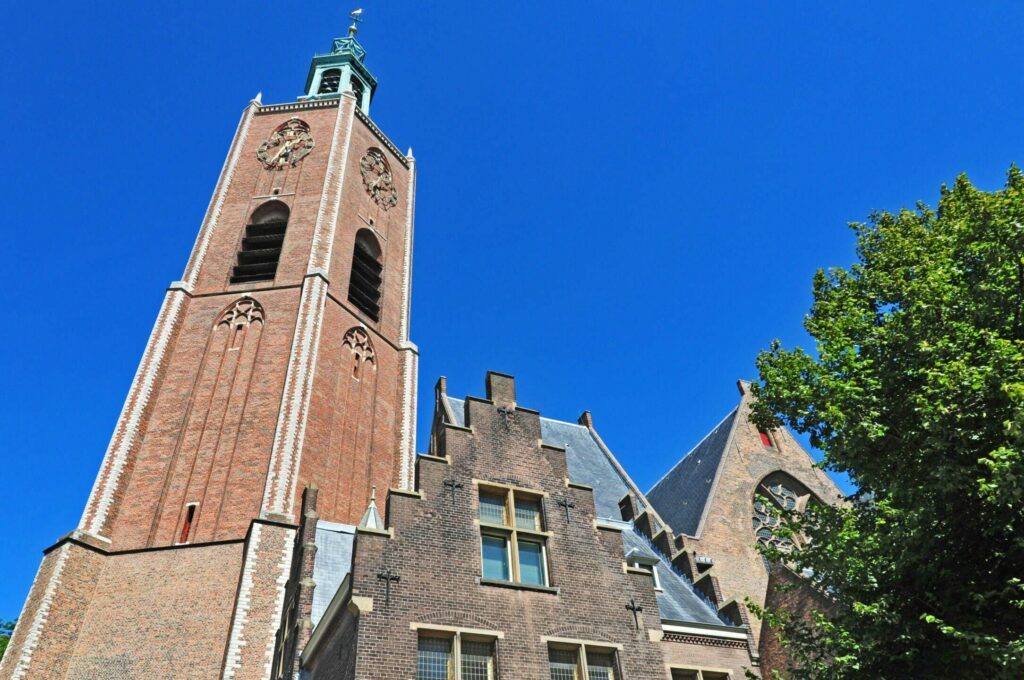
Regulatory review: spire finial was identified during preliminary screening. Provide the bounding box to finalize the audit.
[348,8,364,36]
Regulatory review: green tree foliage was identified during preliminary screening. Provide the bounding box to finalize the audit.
[0,619,15,662]
[749,168,1024,678]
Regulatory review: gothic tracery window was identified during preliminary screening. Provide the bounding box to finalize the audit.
[752,473,814,561]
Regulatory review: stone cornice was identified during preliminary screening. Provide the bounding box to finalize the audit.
[257,99,340,115]
[354,106,409,168]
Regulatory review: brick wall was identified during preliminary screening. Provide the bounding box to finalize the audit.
[301,373,755,679]
[0,542,103,680]
[676,382,842,645]
[757,564,836,677]
[58,542,242,680]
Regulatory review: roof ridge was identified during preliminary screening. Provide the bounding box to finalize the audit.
[647,407,739,495]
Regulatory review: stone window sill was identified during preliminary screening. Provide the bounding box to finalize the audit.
[479,578,559,595]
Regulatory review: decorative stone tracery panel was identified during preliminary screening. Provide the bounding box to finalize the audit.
[342,326,376,365]
[218,297,266,327]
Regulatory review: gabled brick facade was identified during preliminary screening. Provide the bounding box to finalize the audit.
[293,373,759,679]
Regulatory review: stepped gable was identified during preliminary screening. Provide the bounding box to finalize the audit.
[446,395,735,630]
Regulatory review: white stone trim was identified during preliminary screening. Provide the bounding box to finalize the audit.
[661,621,750,641]
[1,544,71,680]
[265,531,295,680]
[262,275,328,517]
[221,523,262,680]
[398,344,418,490]
[79,288,188,535]
[399,153,416,343]
[309,94,355,274]
[182,100,257,288]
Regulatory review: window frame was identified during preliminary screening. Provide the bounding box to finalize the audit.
[477,483,551,587]
[414,626,499,680]
[626,557,662,591]
[546,641,621,680]
[670,667,733,680]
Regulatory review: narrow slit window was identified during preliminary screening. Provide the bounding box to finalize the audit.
[758,429,773,448]
[348,229,383,321]
[231,202,289,285]
[179,504,197,544]
[318,69,341,94]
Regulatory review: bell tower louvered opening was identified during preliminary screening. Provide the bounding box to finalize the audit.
[318,68,341,94]
[348,229,382,321]
[231,202,289,284]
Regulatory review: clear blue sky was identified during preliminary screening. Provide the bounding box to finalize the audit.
[2,1,1023,618]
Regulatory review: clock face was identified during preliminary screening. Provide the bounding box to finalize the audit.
[257,118,315,170]
[359,148,399,209]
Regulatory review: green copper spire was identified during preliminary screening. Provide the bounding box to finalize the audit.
[301,8,377,113]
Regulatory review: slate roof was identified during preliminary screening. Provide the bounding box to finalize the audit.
[311,521,356,627]
[447,397,642,520]
[645,409,737,537]
[619,522,729,626]
[445,396,734,628]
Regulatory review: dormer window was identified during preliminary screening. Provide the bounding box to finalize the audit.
[627,556,662,591]
[318,69,341,94]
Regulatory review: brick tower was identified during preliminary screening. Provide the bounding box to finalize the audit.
[1,17,417,680]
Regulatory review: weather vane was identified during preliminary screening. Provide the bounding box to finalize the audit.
[348,8,364,36]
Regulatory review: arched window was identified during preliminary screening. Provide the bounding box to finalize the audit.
[348,229,382,321]
[230,202,289,284]
[318,69,341,95]
[752,472,815,562]
[350,76,365,107]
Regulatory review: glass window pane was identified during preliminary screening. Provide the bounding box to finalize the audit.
[481,535,510,581]
[518,540,546,586]
[417,636,452,680]
[549,647,580,680]
[671,672,699,680]
[514,496,542,530]
[479,492,508,525]
[586,651,616,680]
[460,640,494,680]
[702,673,730,680]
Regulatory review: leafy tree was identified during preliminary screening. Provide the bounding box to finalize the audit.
[0,619,15,662]
[748,168,1024,678]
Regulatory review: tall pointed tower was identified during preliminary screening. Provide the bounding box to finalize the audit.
[1,18,417,680]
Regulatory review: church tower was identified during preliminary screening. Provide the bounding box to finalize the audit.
[1,16,417,680]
